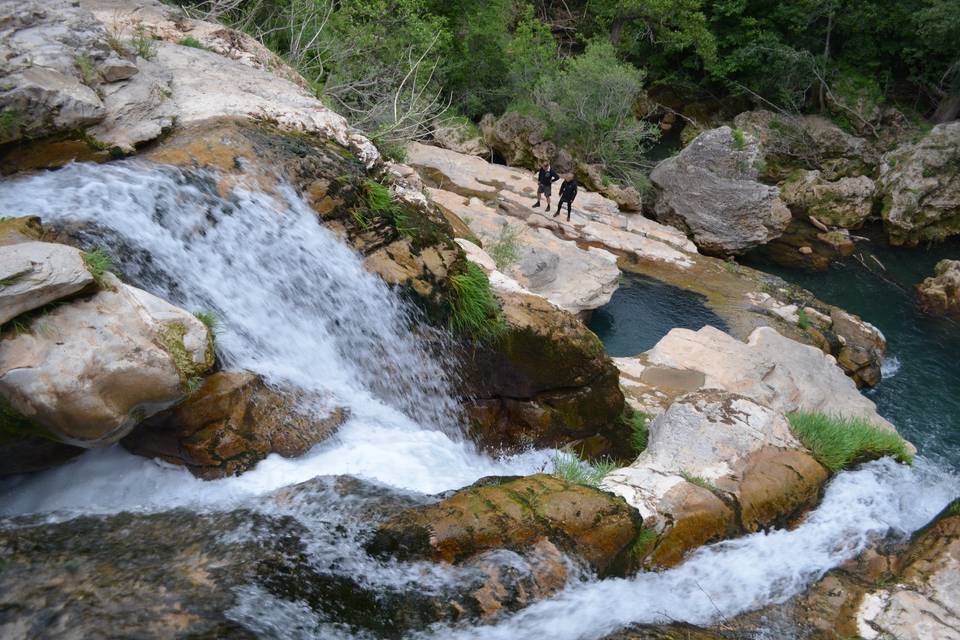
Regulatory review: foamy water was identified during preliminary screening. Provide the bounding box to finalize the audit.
[0,162,956,639]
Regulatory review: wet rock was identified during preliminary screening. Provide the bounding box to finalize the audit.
[368,473,643,577]
[0,430,84,477]
[917,259,960,317]
[616,325,893,429]
[122,371,348,479]
[0,241,95,325]
[455,248,627,457]
[0,273,213,447]
[603,391,827,567]
[878,122,960,246]
[650,126,791,256]
[779,169,876,229]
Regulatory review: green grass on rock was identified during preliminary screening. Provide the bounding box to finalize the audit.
[787,411,913,472]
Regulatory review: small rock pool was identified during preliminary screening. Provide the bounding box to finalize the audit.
[588,273,729,357]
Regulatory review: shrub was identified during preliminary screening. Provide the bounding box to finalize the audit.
[787,412,913,472]
[551,451,617,488]
[81,248,113,287]
[487,224,523,271]
[447,262,505,341]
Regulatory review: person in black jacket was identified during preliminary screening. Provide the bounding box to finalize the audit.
[554,173,578,221]
[533,161,559,209]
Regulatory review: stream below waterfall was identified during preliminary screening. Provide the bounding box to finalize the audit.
[0,162,958,639]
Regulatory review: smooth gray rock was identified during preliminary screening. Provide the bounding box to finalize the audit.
[0,241,95,325]
[651,126,792,255]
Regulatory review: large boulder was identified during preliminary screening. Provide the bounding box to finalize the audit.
[368,473,643,577]
[917,259,960,317]
[650,126,792,256]
[616,325,893,430]
[458,249,627,458]
[0,273,213,447]
[603,391,828,567]
[0,241,95,325]
[779,170,876,229]
[878,122,960,245]
[479,111,563,170]
[122,371,348,479]
[431,120,488,157]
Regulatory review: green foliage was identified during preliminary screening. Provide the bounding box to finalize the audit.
[529,40,659,184]
[178,36,209,50]
[486,224,523,271]
[363,179,393,213]
[732,127,746,150]
[131,24,157,60]
[630,527,658,558]
[947,499,960,517]
[447,262,505,341]
[797,308,811,330]
[75,55,98,86]
[193,310,220,335]
[551,451,617,488]
[374,136,408,163]
[81,248,113,287]
[0,109,23,140]
[787,412,914,472]
[622,410,650,454]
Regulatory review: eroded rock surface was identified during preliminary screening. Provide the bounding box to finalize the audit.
[878,121,960,245]
[650,126,791,255]
[917,259,960,317]
[0,241,94,325]
[779,170,876,229]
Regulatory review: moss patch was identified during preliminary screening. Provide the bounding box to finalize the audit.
[157,321,214,390]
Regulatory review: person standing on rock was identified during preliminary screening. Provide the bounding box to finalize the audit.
[533,161,559,209]
[554,173,578,221]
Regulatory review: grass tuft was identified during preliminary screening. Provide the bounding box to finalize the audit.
[487,224,523,271]
[620,410,650,455]
[131,24,157,60]
[680,470,718,492]
[178,36,209,50]
[732,127,747,150]
[787,412,913,472]
[630,527,658,558]
[75,55,98,86]
[797,308,811,330]
[81,248,113,287]
[551,451,617,488]
[193,310,220,335]
[0,109,23,140]
[448,262,506,341]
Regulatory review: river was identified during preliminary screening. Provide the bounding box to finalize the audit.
[0,164,957,638]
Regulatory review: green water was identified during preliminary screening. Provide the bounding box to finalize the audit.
[591,229,960,470]
[748,228,960,469]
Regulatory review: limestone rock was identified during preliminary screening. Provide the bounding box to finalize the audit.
[0,274,213,447]
[122,371,348,479]
[431,121,488,157]
[0,241,95,325]
[917,259,960,317]
[617,325,894,432]
[603,391,827,567]
[430,188,620,315]
[650,126,792,255]
[733,110,878,180]
[368,474,642,577]
[479,111,560,170]
[878,122,960,245]
[780,170,876,229]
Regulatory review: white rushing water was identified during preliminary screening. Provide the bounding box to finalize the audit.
[0,161,548,517]
[0,162,957,640]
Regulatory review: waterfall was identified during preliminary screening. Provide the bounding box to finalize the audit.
[0,161,547,515]
[0,161,956,639]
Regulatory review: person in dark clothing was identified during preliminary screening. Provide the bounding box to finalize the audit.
[554,173,578,221]
[533,161,559,209]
